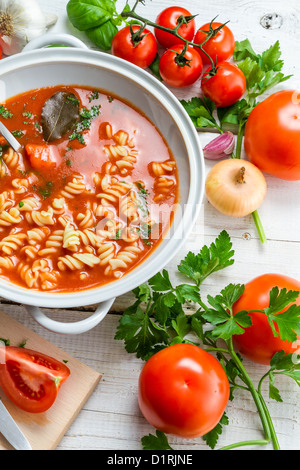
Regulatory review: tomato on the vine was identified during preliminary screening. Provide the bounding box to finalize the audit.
[244,90,300,181]
[232,274,300,365]
[159,44,203,88]
[111,25,157,69]
[0,346,70,413]
[154,6,195,49]
[138,343,230,438]
[193,22,235,65]
[201,61,246,107]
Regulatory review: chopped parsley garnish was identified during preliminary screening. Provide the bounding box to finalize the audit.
[89,90,99,102]
[66,95,80,106]
[34,181,54,199]
[34,121,42,133]
[69,105,101,145]
[22,111,33,118]
[12,130,24,138]
[0,105,13,119]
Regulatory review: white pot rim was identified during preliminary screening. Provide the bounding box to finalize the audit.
[0,45,204,309]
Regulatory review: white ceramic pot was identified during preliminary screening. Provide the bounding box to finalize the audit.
[0,34,204,334]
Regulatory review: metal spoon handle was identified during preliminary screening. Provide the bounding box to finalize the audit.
[0,121,22,152]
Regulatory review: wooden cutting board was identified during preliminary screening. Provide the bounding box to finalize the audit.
[0,310,102,450]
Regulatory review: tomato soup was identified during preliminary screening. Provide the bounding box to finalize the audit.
[0,85,178,292]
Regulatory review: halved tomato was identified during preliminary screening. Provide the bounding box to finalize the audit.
[0,346,70,413]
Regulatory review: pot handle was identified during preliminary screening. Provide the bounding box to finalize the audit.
[24,297,116,335]
[23,33,89,52]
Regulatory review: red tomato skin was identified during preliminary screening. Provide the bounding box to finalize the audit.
[111,25,157,69]
[0,347,70,413]
[159,44,203,88]
[193,23,235,65]
[0,47,2,60]
[232,274,300,365]
[244,90,300,180]
[154,6,195,48]
[201,61,246,107]
[138,343,230,438]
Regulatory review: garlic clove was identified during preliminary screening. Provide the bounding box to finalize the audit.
[45,13,58,28]
[203,131,235,160]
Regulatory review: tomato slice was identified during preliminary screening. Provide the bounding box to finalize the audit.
[0,347,70,413]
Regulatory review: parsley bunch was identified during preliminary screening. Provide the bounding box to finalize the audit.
[115,231,300,450]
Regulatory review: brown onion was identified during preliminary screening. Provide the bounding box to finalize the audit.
[205,159,267,217]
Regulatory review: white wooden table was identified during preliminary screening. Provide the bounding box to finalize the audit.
[1,0,300,451]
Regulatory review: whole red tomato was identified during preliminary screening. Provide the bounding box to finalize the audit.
[0,346,70,413]
[138,343,230,438]
[201,61,246,107]
[111,25,157,69]
[244,90,300,180]
[159,44,203,88]
[232,274,300,365]
[154,6,195,48]
[193,22,235,65]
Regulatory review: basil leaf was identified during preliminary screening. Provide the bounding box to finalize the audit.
[85,19,118,50]
[67,0,116,31]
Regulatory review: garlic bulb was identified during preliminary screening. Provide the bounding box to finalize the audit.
[0,0,57,55]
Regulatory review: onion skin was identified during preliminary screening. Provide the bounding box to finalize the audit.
[205,159,267,217]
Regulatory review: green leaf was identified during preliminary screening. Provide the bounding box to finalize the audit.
[203,284,251,341]
[132,283,151,303]
[180,97,221,131]
[171,311,190,339]
[85,19,118,50]
[259,40,283,72]
[263,287,300,342]
[210,309,251,340]
[233,39,258,62]
[178,230,234,286]
[141,430,173,450]
[202,412,229,449]
[148,53,163,81]
[114,305,168,359]
[175,284,201,303]
[238,57,265,90]
[212,283,245,311]
[269,375,283,402]
[268,351,300,400]
[67,0,116,31]
[266,287,299,315]
[149,269,173,292]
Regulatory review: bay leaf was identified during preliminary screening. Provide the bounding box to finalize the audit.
[41,92,80,142]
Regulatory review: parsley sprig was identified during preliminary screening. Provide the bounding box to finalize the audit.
[115,231,300,450]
